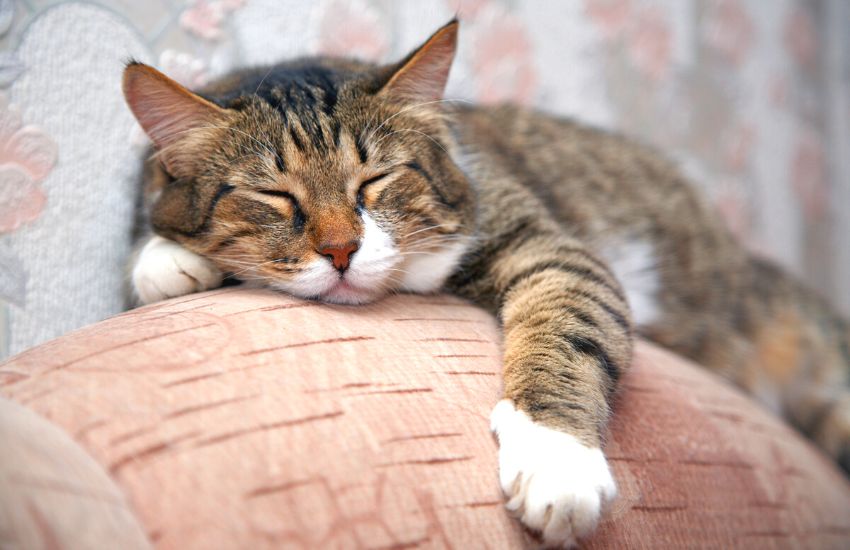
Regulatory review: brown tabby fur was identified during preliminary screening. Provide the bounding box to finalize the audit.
[125,21,850,472]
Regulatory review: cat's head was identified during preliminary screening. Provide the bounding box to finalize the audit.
[123,20,475,304]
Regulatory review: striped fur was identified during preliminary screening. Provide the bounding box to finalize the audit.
[124,19,850,547]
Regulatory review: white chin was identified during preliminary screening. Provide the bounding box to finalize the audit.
[318,281,383,305]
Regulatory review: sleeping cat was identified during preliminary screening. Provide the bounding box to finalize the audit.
[123,19,850,548]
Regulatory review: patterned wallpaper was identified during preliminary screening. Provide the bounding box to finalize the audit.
[0,0,848,357]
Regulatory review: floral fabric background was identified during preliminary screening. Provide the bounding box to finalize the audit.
[0,0,848,358]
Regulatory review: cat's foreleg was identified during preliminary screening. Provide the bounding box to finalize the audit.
[486,236,633,547]
[131,235,223,305]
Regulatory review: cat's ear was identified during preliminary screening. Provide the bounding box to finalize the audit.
[122,61,227,173]
[379,19,458,103]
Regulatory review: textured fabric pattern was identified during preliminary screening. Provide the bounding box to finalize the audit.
[0,0,849,357]
[1,289,849,548]
[0,396,151,549]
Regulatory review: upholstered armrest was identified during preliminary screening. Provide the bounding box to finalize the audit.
[2,288,849,548]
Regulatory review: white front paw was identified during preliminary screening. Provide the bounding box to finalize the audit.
[132,236,223,305]
[490,399,616,548]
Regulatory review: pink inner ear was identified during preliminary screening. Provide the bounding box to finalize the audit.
[132,93,205,150]
[123,65,223,152]
[383,22,458,103]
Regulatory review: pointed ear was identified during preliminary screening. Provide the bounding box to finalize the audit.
[380,19,458,103]
[122,62,227,173]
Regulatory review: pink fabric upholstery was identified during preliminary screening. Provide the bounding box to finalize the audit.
[2,288,849,548]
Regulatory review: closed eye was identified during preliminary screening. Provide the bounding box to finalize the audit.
[357,173,390,209]
[256,189,306,231]
[258,189,297,201]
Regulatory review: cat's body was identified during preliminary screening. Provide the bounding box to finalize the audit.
[124,20,850,548]
[450,105,850,452]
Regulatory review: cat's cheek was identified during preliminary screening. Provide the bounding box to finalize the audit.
[132,236,223,305]
[398,238,471,293]
[490,399,616,548]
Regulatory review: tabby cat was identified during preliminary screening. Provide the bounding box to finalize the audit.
[123,20,850,548]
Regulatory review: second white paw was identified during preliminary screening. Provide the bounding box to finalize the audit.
[132,236,223,304]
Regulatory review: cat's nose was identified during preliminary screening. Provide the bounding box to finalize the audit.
[317,241,359,273]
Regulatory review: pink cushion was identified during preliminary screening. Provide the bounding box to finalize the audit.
[2,288,849,548]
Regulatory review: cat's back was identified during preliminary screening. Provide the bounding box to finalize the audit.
[451,104,732,246]
[450,104,750,335]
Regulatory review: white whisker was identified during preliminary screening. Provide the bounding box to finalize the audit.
[374,128,448,153]
[401,224,455,239]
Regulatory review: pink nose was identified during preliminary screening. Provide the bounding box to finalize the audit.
[318,241,359,272]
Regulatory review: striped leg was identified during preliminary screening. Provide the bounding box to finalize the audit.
[456,229,633,548]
